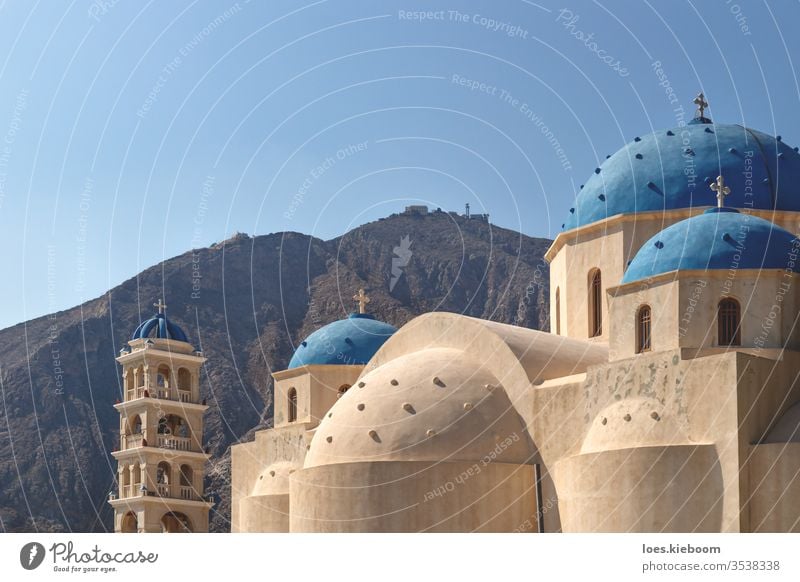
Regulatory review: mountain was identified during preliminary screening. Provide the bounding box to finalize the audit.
[0,209,552,532]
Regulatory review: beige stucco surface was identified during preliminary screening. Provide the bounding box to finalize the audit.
[290,460,535,532]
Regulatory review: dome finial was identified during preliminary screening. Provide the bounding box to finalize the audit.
[153,298,167,314]
[710,175,731,207]
[693,92,709,120]
[353,288,370,314]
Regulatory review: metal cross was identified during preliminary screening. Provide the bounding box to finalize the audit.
[153,298,167,314]
[353,288,370,314]
[710,175,731,207]
[693,92,708,119]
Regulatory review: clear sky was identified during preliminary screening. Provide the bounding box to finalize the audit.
[0,0,797,330]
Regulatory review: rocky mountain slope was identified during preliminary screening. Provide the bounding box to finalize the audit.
[0,210,551,532]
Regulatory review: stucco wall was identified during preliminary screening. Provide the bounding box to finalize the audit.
[548,223,624,342]
[238,494,290,533]
[273,373,311,428]
[556,444,723,532]
[547,208,800,345]
[677,272,800,351]
[747,443,800,532]
[608,279,680,360]
[548,211,698,343]
[290,460,536,532]
[273,365,362,428]
[608,270,800,360]
[231,423,311,532]
[533,349,744,531]
[230,309,800,533]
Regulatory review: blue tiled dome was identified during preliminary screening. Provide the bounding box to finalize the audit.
[564,121,800,230]
[622,207,800,284]
[131,312,189,342]
[288,313,397,369]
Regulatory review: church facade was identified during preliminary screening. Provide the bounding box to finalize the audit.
[118,96,800,533]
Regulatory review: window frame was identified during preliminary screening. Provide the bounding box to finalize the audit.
[287,387,298,423]
[717,297,742,347]
[635,304,652,354]
[588,269,602,338]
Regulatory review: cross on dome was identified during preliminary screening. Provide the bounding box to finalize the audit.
[693,92,709,119]
[710,175,731,207]
[153,298,168,314]
[353,288,370,314]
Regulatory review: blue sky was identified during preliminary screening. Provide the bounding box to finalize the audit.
[0,0,797,329]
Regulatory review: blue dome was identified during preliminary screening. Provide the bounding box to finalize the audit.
[565,122,800,230]
[288,313,397,369]
[622,208,800,284]
[131,312,189,342]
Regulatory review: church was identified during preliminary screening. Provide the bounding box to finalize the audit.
[111,95,800,532]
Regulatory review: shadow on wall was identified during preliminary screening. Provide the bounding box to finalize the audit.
[554,444,723,532]
[553,398,723,532]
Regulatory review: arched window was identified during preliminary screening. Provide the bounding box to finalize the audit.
[718,298,741,346]
[287,388,297,423]
[178,368,191,392]
[636,305,652,354]
[555,287,561,335]
[178,466,194,500]
[136,366,145,388]
[158,414,187,436]
[156,461,171,485]
[130,415,142,435]
[156,365,170,389]
[179,464,193,487]
[161,511,193,533]
[337,384,351,398]
[158,416,170,435]
[121,511,138,533]
[588,269,602,338]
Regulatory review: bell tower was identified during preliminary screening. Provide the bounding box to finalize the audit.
[108,300,213,533]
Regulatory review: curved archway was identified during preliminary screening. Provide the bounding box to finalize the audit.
[180,464,193,485]
[158,414,188,436]
[161,511,193,533]
[178,368,192,398]
[179,464,194,499]
[156,364,171,398]
[121,511,137,533]
[125,415,143,449]
[157,461,171,484]
[131,463,142,496]
[157,461,172,497]
[120,467,130,497]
